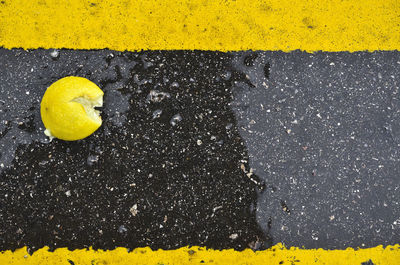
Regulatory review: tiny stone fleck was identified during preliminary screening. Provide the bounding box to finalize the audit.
[130,204,138,216]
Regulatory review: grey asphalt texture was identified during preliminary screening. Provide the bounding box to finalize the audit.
[0,49,399,252]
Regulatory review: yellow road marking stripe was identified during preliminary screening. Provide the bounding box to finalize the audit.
[0,0,399,51]
[1,244,400,264]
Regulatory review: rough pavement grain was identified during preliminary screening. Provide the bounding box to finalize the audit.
[0,49,399,252]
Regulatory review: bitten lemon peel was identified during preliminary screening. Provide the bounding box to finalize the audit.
[40,76,104,141]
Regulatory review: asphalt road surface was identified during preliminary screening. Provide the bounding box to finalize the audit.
[0,49,399,253]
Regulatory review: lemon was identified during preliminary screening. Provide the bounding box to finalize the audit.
[40,76,104,141]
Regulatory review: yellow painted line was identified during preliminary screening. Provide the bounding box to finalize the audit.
[0,244,400,264]
[0,0,399,51]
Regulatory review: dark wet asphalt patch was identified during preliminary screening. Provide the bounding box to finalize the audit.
[0,49,266,252]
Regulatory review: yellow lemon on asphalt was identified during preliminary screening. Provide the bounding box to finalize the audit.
[40,76,104,141]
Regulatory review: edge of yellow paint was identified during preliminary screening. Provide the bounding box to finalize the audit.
[1,244,400,264]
